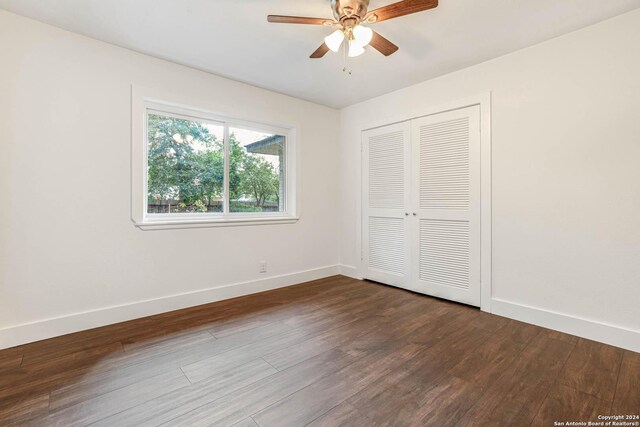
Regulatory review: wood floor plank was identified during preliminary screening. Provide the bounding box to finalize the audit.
[16,341,123,375]
[0,276,631,427]
[46,334,218,410]
[209,316,284,339]
[206,320,293,349]
[343,318,495,425]
[201,286,355,340]
[262,295,435,371]
[0,393,49,426]
[160,348,357,427]
[542,328,580,344]
[407,304,489,349]
[0,354,23,372]
[458,331,576,426]
[252,343,423,427]
[279,286,393,331]
[2,331,216,407]
[344,357,440,425]
[49,312,331,409]
[43,369,190,426]
[0,346,24,362]
[177,306,371,384]
[611,350,640,414]
[261,317,379,371]
[121,328,216,352]
[502,318,545,344]
[92,359,277,427]
[18,318,157,366]
[557,337,624,402]
[405,376,481,426]
[232,417,261,427]
[179,329,309,383]
[306,402,373,427]
[531,384,612,426]
[0,342,126,407]
[447,319,539,386]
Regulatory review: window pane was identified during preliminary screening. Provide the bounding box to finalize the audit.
[147,112,225,214]
[229,127,285,213]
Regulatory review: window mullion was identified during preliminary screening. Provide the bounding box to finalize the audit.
[223,124,230,217]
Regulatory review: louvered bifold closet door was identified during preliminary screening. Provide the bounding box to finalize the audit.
[411,106,481,306]
[362,122,413,290]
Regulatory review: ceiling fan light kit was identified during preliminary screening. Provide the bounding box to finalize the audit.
[348,38,366,57]
[353,25,373,46]
[325,24,373,57]
[267,0,439,59]
[325,29,345,52]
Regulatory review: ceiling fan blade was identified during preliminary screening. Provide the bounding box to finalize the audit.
[369,31,399,56]
[267,15,333,25]
[365,0,438,23]
[310,43,331,59]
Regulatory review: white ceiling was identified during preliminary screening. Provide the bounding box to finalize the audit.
[1,0,639,108]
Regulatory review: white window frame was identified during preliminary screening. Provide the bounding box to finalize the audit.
[131,87,299,230]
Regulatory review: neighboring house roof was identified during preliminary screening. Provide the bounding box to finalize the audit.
[245,135,284,156]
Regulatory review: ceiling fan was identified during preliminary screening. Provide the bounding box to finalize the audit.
[267,0,438,59]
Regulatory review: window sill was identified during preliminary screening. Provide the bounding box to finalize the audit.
[134,216,299,231]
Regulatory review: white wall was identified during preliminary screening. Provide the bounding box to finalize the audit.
[0,10,340,348]
[339,9,640,350]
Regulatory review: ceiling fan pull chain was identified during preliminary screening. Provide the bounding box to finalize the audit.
[342,40,352,76]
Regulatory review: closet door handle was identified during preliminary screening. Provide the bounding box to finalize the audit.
[412,213,417,216]
[405,212,409,216]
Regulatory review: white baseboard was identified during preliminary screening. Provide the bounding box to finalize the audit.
[491,298,640,353]
[338,264,362,280]
[5,273,636,353]
[0,265,341,350]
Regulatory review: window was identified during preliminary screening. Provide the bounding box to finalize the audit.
[147,112,225,214]
[228,126,286,213]
[132,95,297,229]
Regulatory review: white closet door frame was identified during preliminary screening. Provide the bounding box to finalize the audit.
[358,93,492,312]
[361,122,414,291]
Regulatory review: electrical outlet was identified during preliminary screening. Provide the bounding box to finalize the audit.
[259,261,267,273]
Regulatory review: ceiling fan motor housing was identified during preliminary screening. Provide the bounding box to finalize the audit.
[331,0,370,22]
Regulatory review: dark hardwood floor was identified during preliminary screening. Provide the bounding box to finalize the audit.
[0,276,637,426]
